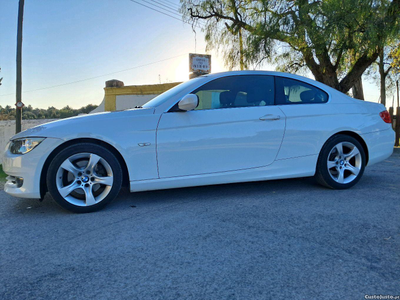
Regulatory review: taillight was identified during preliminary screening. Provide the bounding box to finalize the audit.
[379,110,392,123]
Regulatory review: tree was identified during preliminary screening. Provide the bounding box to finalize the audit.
[390,42,400,73]
[389,42,400,107]
[378,49,393,106]
[182,0,400,99]
[59,105,73,118]
[22,111,36,119]
[0,104,97,120]
[46,106,60,119]
[368,43,399,106]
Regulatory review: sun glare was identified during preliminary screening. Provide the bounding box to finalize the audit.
[174,57,189,82]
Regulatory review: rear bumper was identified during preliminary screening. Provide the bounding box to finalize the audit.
[2,138,64,199]
[361,128,395,166]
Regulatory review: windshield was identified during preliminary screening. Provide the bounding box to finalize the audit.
[142,77,204,108]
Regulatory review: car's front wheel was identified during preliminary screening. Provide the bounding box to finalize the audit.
[315,135,366,189]
[47,143,122,213]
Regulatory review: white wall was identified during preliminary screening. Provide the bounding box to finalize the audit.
[1,94,159,163]
[90,98,105,114]
[0,119,56,162]
[116,94,157,110]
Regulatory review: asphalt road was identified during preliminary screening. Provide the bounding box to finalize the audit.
[0,150,399,300]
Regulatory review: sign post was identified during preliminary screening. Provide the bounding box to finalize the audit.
[189,53,211,79]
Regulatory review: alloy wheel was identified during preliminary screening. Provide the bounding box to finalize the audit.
[55,153,114,207]
[327,142,362,184]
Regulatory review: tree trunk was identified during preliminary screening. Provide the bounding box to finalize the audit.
[380,73,386,106]
[319,73,340,90]
[352,77,365,100]
[379,51,386,106]
[339,52,380,94]
[238,28,244,70]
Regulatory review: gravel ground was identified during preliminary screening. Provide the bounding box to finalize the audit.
[0,149,399,300]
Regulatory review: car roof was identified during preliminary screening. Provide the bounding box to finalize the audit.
[200,70,339,94]
[148,70,354,113]
[203,70,315,84]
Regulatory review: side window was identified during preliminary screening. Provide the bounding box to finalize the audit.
[191,75,275,110]
[275,77,328,105]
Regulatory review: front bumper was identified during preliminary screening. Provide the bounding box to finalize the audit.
[2,137,64,198]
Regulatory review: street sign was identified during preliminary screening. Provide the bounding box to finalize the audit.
[189,53,211,74]
[15,101,24,109]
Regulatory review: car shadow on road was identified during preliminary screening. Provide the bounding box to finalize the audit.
[3,171,377,215]
[107,176,332,211]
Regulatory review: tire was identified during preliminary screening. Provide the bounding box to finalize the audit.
[47,143,122,213]
[315,135,366,189]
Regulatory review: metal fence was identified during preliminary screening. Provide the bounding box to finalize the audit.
[389,107,400,146]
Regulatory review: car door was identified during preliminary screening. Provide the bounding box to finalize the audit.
[274,76,332,160]
[156,75,286,178]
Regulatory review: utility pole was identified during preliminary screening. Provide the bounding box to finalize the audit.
[15,0,25,133]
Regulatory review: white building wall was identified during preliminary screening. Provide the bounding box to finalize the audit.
[115,94,157,110]
[90,98,105,114]
[1,93,160,163]
[0,119,56,163]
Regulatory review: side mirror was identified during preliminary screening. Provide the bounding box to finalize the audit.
[178,94,199,111]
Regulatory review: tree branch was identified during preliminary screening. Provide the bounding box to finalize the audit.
[188,7,255,33]
[339,51,380,93]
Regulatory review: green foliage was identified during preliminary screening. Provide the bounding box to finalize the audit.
[0,104,98,121]
[181,0,400,94]
[390,42,400,73]
[0,165,7,182]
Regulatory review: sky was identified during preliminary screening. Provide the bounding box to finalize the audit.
[0,0,382,109]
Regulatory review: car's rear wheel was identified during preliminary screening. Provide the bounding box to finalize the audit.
[315,135,366,189]
[47,143,122,213]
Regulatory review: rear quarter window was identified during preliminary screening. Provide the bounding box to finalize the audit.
[276,77,328,105]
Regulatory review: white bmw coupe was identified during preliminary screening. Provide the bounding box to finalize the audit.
[2,71,395,212]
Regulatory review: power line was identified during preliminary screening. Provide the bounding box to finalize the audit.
[0,54,186,97]
[148,0,181,16]
[153,0,181,10]
[0,1,207,98]
[130,0,205,27]
[147,0,206,26]
[129,0,207,51]
[130,0,184,23]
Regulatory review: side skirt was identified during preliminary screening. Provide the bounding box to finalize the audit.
[130,155,318,193]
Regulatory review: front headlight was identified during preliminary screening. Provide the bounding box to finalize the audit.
[9,137,45,155]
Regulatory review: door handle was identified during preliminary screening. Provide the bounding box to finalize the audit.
[259,114,281,121]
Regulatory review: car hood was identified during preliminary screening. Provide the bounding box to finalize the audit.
[11,107,156,140]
